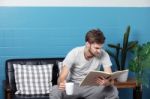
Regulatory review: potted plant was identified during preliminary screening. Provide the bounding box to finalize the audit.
[128,42,150,99]
[128,42,150,87]
[107,25,138,82]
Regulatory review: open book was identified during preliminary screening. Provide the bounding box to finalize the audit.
[80,70,128,86]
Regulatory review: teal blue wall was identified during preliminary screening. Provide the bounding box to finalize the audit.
[0,7,150,99]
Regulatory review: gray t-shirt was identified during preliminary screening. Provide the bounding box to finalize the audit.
[63,46,112,84]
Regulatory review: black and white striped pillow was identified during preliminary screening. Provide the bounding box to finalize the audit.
[13,64,53,95]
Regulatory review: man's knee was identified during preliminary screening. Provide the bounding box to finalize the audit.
[50,85,63,99]
[52,85,59,92]
[103,86,119,99]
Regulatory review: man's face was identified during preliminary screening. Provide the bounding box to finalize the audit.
[88,43,103,56]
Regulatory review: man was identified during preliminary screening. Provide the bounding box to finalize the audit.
[50,29,119,99]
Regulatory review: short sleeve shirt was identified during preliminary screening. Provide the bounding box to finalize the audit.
[63,46,112,83]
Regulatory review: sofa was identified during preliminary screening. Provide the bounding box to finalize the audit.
[3,58,138,99]
[3,58,65,99]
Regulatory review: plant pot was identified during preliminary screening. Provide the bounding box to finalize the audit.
[134,85,142,99]
[117,69,129,82]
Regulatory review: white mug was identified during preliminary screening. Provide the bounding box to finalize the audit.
[65,82,74,95]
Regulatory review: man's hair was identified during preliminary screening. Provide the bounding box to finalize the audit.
[85,29,105,44]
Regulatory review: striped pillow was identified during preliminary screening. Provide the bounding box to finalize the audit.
[13,64,53,95]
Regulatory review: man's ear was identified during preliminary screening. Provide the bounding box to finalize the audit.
[86,42,90,48]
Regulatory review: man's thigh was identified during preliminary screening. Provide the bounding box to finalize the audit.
[73,84,118,99]
[73,84,105,97]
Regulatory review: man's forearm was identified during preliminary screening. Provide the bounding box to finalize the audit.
[57,76,66,84]
[58,65,69,84]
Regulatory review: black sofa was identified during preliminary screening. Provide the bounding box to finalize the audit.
[3,58,64,99]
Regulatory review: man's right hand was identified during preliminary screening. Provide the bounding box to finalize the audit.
[58,80,66,91]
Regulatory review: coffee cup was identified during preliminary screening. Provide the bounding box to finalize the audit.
[65,82,74,95]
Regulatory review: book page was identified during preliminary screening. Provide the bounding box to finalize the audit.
[80,70,127,86]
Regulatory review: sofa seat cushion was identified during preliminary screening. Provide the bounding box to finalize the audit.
[13,64,53,95]
[13,94,49,99]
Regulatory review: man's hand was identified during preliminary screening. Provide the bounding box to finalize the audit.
[96,76,114,86]
[58,80,66,91]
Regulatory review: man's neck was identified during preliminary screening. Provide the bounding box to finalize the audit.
[84,47,94,60]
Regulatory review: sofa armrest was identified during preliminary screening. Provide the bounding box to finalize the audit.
[3,80,14,99]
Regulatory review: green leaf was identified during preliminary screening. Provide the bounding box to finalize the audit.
[123,25,130,50]
[127,41,138,50]
[128,60,138,72]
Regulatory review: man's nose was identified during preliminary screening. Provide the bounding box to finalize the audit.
[97,49,100,53]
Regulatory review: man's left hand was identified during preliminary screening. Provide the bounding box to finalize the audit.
[96,76,114,86]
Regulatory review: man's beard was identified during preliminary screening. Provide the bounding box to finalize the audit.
[88,46,100,57]
[88,47,95,57]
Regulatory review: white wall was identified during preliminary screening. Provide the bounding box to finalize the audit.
[0,0,150,7]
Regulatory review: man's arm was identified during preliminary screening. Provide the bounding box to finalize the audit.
[57,65,69,91]
[103,66,112,73]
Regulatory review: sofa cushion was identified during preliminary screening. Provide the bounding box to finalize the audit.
[13,94,49,99]
[13,64,53,95]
